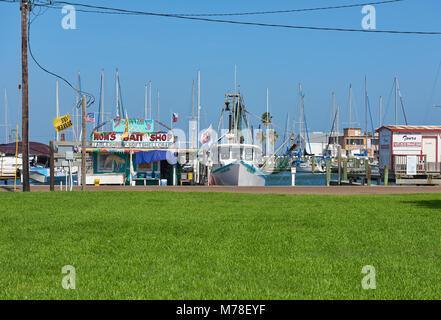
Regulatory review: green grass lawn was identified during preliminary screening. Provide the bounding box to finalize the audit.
[1,191,441,299]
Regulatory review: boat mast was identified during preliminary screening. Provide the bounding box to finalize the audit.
[266,88,269,155]
[234,65,237,95]
[394,76,397,125]
[192,80,195,121]
[56,80,59,141]
[379,96,382,127]
[298,83,302,140]
[365,76,368,152]
[332,92,335,138]
[157,90,160,122]
[348,84,352,130]
[337,106,340,138]
[115,68,119,118]
[77,71,81,142]
[4,88,7,144]
[197,69,201,148]
[100,70,104,124]
[144,83,147,119]
[302,94,306,153]
[148,81,152,119]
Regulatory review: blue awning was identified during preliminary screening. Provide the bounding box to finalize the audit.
[135,150,177,165]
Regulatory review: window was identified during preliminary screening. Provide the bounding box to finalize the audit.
[231,147,240,160]
[220,147,230,160]
[97,154,114,172]
[243,148,253,161]
[137,162,153,172]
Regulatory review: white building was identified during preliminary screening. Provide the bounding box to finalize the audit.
[377,125,441,172]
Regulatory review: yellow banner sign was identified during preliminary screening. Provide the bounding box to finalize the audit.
[53,114,73,133]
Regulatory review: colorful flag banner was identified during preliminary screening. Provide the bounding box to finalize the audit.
[86,113,95,123]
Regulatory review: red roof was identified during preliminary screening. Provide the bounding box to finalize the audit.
[0,142,50,157]
[377,125,441,132]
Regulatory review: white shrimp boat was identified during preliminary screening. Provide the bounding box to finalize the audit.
[209,93,267,186]
[211,143,266,186]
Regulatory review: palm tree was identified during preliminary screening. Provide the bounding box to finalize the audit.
[261,112,272,128]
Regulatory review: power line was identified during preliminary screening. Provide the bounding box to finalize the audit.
[35,0,406,17]
[29,0,441,35]
[3,0,440,35]
[25,1,95,108]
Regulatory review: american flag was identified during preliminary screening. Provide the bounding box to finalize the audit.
[86,113,95,122]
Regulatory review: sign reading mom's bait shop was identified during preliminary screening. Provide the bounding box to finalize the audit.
[91,131,174,148]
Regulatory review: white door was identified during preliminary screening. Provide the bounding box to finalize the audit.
[422,137,437,171]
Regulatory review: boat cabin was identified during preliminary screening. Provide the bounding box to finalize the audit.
[213,144,263,165]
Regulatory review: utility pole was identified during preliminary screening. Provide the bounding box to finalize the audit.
[81,96,86,191]
[20,0,30,192]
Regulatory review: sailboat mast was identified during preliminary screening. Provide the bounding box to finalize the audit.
[234,65,237,95]
[365,76,368,152]
[379,96,382,127]
[148,81,152,119]
[100,70,104,124]
[4,88,8,143]
[115,68,119,118]
[77,71,81,142]
[192,80,195,121]
[197,69,201,148]
[298,83,302,139]
[302,94,306,153]
[348,84,352,130]
[337,106,340,138]
[394,76,397,125]
[144,83,147,119]
[56,80,59,141]
[365,76,368,135]
[332,92,335,138]
[157,90,160,122]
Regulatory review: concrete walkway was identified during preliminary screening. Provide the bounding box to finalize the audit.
[1,185,441,194]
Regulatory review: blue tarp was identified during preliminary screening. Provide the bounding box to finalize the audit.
[135,150,177,165]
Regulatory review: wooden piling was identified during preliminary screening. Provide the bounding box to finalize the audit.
[384,165,389,186]
[326,160,331,187]
[343,158,348,181]
[366,161,371,186]
[50,140,54,192]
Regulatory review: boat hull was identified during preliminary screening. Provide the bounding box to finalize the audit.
[211,161,266,186]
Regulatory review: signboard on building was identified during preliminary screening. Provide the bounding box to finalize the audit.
[393,134,422,150]
[53,114,73,133]
[112,119,154,133]
[91,131,174,148]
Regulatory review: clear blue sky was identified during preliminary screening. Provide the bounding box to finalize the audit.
[1,0,441,144]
